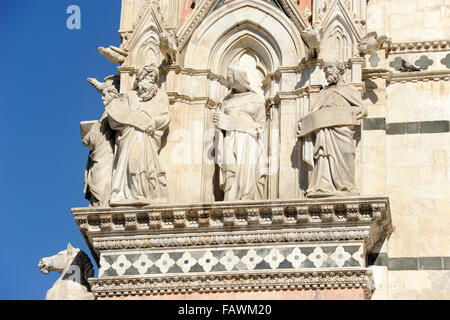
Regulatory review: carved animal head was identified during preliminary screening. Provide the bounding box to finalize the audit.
[159,32,169,46]
[88,76,120,105]
[39,243,79,274]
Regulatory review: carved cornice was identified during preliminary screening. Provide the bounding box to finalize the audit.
[166,94,221,107]
[89,269,374,299]
[92,226,372,252]
[388,40,450,55]
[72,197,390,233]
[73,197,392,264]
[388,70,450,84]
[160,65,227,85]
[362,69,392,80]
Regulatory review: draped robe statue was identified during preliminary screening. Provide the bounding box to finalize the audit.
[81,118,114,206]
[106,64,170,206]
[81,75,119,206]
[299,61,368,197]
[213,66,267,201]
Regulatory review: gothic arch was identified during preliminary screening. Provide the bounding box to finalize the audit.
[323,22,352,61]
[319,0,362,61]
[183,0,306,74]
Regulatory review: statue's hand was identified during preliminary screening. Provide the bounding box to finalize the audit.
[355,106,368,120]
[103,92,119,107]
[145,120,156,135]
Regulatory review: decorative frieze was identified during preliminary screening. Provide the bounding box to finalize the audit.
[98,244,365,277]
[389,40,450,55]
[92,228,372,251]
[72,197,390,233]
[389,70,450,84]
[89,269,374,299]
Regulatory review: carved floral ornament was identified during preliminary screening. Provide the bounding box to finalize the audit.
[89,270,374,299]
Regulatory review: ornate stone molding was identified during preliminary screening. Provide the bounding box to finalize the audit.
[73,196,391,264]
[263,59,325,86]
[177,0,309,52]
[177,0,218,50]
[92,227,372,251]
[89,269,374,299]
[73,197,390,232]
[389,70,450,84]
[276,0,309,31]
[388,40,450,55]
[362,69,392,80]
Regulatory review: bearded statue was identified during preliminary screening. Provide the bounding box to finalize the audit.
[105,64,170,206]
[298,61,368,198]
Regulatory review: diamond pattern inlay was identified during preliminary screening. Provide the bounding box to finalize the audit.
[264,248,285,269]
[286,247,308,268]
[176,252,197,273]
[99,244,365,277]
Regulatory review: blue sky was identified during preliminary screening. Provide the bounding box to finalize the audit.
[0,1,122,299]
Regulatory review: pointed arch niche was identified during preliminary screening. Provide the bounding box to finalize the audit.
[321,16,354,62]
[171,0,308,203]
[182,0,306,91]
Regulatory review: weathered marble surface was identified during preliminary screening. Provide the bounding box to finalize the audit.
[299,61,368,198]
[107,64,170,206]
[213,66,267,200]
[68,0,450,300]
[72,196,391,300]
[38,244,94,300]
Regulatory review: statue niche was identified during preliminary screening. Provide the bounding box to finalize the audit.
[297,61,368,198]
[213,66,268,201]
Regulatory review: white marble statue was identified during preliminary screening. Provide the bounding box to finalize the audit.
[81,76,119,206]
[159,31,178,64]
[106,64,170,206]
[213,66,267,201]
[80,119,115,207]
[298,61,368,198]
[38,244,95,300]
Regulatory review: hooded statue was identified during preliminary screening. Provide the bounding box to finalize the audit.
[213,66,268,201]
